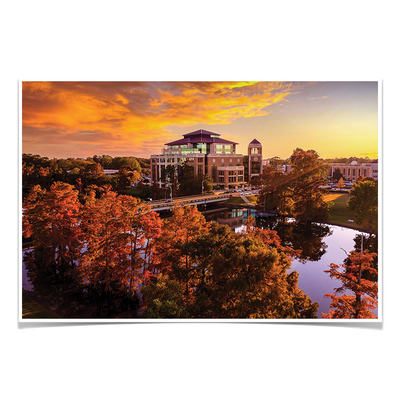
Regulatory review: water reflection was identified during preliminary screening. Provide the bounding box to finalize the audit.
[206,208,332,264]
[204,207,376,318]
[22,205,377,319]
[204,207,256,231]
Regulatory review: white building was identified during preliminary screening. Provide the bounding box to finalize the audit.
[329,160,378,181]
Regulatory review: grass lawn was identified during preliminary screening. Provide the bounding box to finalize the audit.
[322,193,364,230]
[224,192,367,231]
[224,194,259,206]
[224,196,246,205]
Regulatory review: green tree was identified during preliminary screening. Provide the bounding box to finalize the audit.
[332,168,343,181]
[141,274,189,318]
[177,162,213,196]
[348,179,378,231]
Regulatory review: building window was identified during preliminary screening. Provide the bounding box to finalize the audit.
[198,158,203,162]
[229,176,236,182]
[182,148,196,155]
[216,145,223,154]
[196,143,207,153]
[219,176,224,183]
[167,158,175,163]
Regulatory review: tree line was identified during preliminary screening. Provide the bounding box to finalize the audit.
[251,148,378,318]
[22,148,379,319]
[22,153,148,194]
[23,182,320,318]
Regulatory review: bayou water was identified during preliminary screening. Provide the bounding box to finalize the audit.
[204,207,377,318]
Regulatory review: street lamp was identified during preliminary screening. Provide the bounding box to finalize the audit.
[201,180,207,209]
[167,184,172,202]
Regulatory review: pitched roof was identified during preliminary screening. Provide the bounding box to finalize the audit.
[249,138,261,145]
[183,129,220,137]
[165,129,238,146]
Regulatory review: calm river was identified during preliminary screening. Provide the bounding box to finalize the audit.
[204,207,377,318]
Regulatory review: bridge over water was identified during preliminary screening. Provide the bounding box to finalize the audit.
[146,194,231,211]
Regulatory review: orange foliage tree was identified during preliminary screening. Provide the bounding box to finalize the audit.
[152,202,211,302]
[78,188,161,314]
[143,211,319,319]
[322,249,378,319]
[23,182,82,290]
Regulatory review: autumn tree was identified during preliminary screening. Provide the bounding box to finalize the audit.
[79,188,161,315]
[289,148,330,223]
[152,203,211,303]
[112,165,142,193]
[322,250,378,319]
[23,182,82,292]
[348,179,378,232]
[192,216,319,318]
[337,177,345,189]
[254,165,293,213]
[146,212,318,319]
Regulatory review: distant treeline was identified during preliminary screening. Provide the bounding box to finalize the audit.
[23,153,150,172]
[22,153,150,196]
[271,156,377,165]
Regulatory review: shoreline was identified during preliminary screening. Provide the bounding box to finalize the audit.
[220,201,373,233]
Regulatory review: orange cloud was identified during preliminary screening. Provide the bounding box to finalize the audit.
[22,81,302,158]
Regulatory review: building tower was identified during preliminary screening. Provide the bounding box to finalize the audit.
[248,139,263,180]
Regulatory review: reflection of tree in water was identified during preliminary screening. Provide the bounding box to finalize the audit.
[24,247,139,318]
[24,246,92,316]
[344,232,378,282]
[256,217,332,263]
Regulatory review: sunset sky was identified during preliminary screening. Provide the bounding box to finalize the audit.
[22,81,379,160]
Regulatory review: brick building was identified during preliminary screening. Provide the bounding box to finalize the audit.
[150,129,262,188]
